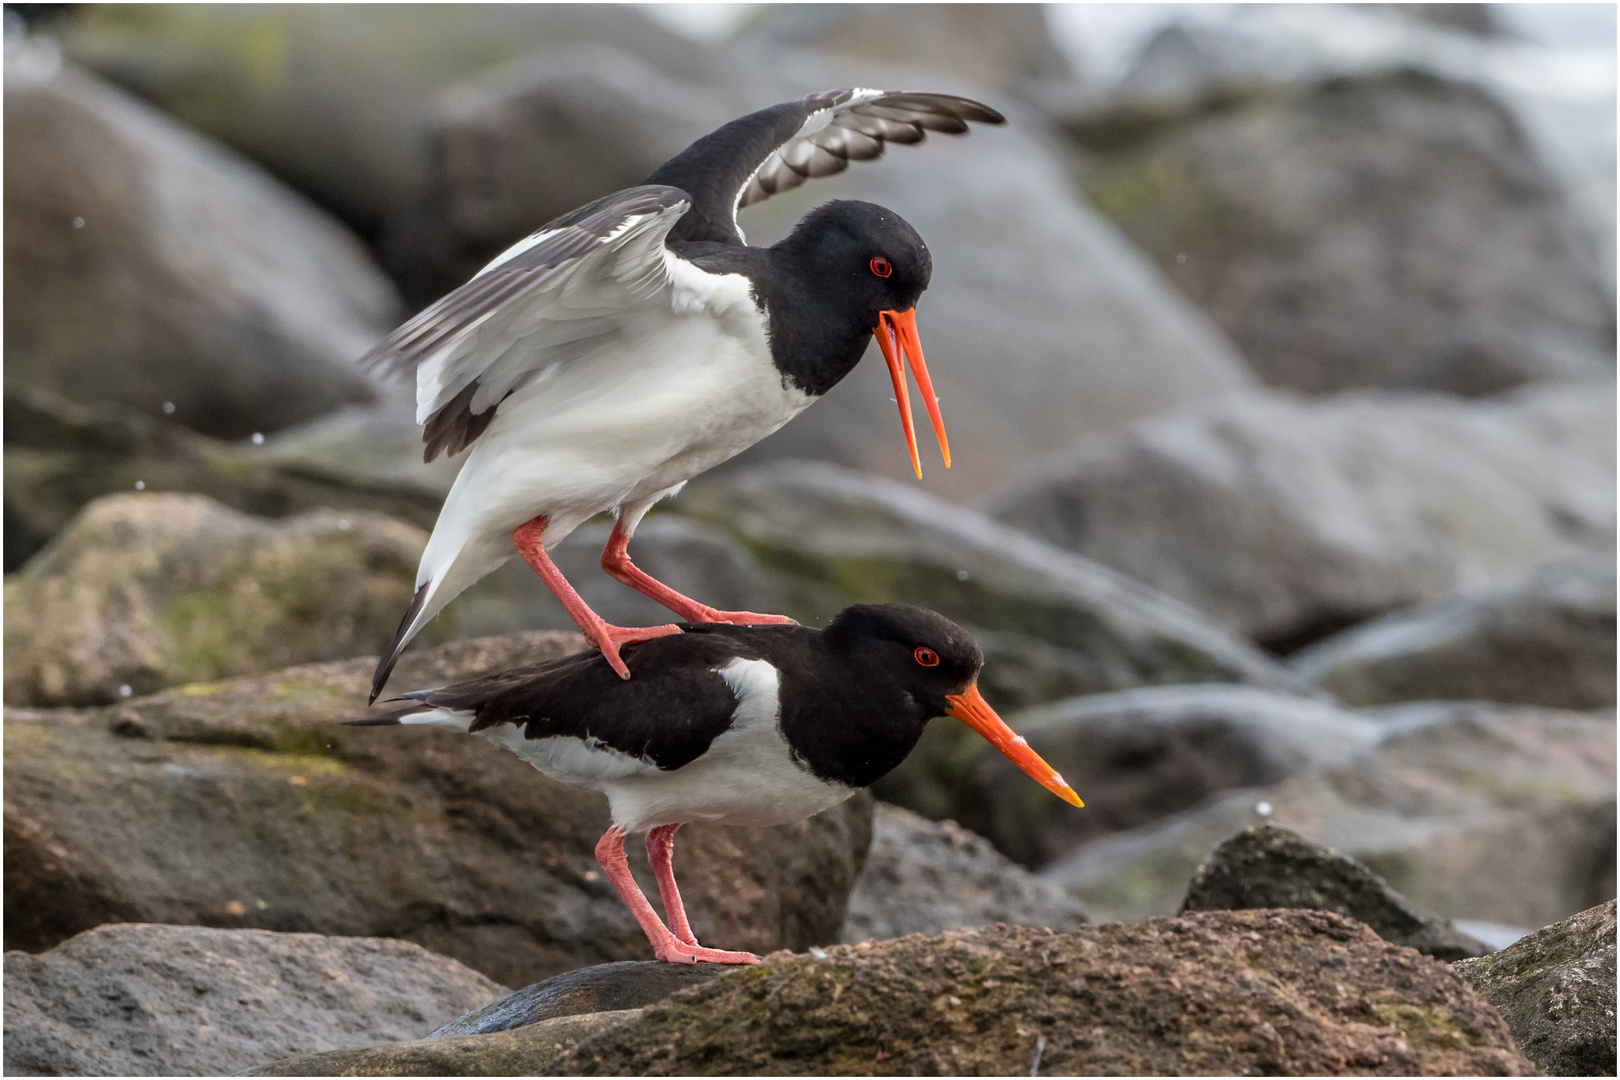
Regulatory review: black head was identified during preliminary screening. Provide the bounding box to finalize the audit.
[823,603,980,716]
[773,200,932,324]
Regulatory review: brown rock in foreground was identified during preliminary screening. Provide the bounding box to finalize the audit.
[3,632,874,987]
[551,913,1534,1076]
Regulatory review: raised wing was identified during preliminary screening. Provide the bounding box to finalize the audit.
[359,185,690,461]
[649,90,1005,246]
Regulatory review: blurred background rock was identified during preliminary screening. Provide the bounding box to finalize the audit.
[4,1,1613,1008]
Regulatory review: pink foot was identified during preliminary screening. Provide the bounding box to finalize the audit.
[685,608,797,627]
[653,940,762,965]
[588,621,682,680]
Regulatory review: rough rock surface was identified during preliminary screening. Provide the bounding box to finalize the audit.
[3,386,444,572]
[549,914,1534,1076]
[841,804,1089,944]
[1292,554,1617,709]
[4,493,433,707]
[1181,825,1490,960]
[432,961,727,1037]
[1455,899,1617,1076]
[250,1011,641,1077]
[2,923,506,1077]
[989,382,1616,650]
[60,3,721,234]
[1076,69,1614,395]
[963,684,1380,867]
[1043,701,1616,927]
[3,633,875,988]
[5,53,395,439]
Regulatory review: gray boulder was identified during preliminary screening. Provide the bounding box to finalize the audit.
[963,684,1379,867]
[2,923,506,1077]
[1292,554,1617,709]
[1181,824,1490,960]
[4,51,397,440]
[841,803,1089,944]
[3,633,873,989]
[1073,66,1614,395]
[1455,899,1617,1076]
[1041,701,1616,928]
[59,4,720,234]
[2,385,445,571]
[4,493,433,707]
[988,382,1616,651]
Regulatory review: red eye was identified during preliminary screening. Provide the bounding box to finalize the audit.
[914,647,939,667]
[870,256,893,278]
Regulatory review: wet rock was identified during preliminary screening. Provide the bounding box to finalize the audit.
[3,634,873,988]
[548,914,1534,1075]
[1075,68,1613,396]
[59,4,720,235]
[841,804,1089,944]
[962,684,1379,867]
[2,386,445,571]
[3,493,434,707]
[1,923,506,1077]
[1181,825,1490,960]
[1292,554,1617,709]
[1455,899,1617,1076]
[250,1011,640,1077]
[989,382,1616,651]
[4,53,395,440]
[432,961,728,1037]
[1042,702,1616,928]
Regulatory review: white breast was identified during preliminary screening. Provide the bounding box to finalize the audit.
[601,658,854,833]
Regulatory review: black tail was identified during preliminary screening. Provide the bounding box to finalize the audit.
[371,583,429,704]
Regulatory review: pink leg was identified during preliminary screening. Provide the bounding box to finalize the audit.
[601,519,795,627]
[646,824,697,946]
[594,827,759,966]
[514,516,680,680]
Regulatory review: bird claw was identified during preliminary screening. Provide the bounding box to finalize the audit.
[688,610,798,626]
[590,623,683,679]
[654,941,762,966]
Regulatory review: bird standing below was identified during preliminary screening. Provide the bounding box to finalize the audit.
[350,604,1082,965]
[364,90,1005,702]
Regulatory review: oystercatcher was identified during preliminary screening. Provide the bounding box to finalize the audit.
[364,90,1005,701]
[351,604,1082,965]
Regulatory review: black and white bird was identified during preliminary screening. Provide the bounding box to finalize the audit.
[364,90,1005,701]
[350,604,1082,965]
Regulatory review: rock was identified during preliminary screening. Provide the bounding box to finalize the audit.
[4,53,397,440]
[547,915,1533,1075]
[1292,554,1617,709]
[2,386,446,571]
[1455,899,1617,1076]
[746,5,1070,91]
[678,461,1303,817]
[988,382,1616,651]
[432,962,727,1037]
[962,684,1380,867]
[3,634,874,988]
[1042,701,1616,927]
[841,804,1089,944]
[1181,825,1490,960]
[58,4,721,235]
[3,493,436,707]
[384,46,743,305]
[1074,67,1614,395]
[726,84,1257,499]
[2,922,506,1077]
[251,1011,641,1077]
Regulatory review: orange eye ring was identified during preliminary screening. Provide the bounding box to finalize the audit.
[914,646,940,667]
[870,256,893,278]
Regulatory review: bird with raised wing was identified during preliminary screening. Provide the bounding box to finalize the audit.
[365,90,1005,701]
[350,604,1082,964]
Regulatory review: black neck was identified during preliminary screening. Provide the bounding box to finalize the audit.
[777,641,932,789]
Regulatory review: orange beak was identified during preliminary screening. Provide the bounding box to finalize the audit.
[875,308,951,479]
[945,683,1084,808]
